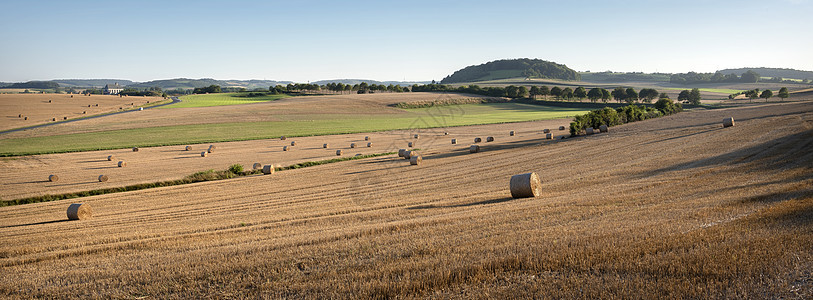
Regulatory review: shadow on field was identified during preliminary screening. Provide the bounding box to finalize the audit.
[641,127,721,145]
[635,129,813,179]
[407,196,514,210]
[8,180,49,185]
[0,219,70,229]
[77,159,110,163]
[86,166,117,170]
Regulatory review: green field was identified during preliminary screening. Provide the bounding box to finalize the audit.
[0,103,587,156]
[166,93,290,108]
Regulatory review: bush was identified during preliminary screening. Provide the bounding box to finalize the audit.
[228,164,244,174]
[654,98,683,115]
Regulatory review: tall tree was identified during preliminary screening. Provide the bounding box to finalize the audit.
[539,86,550,99]
[529,86,541,99]
[550,86,562,99]
[778,87,789,101]
[625,88,638,104]
[574,86,587,100]
[611,87,626,103]
[561,87,573,100]
[678,90,690,102]
[600,88,611,103]
[517,86,529,98]
[760,89,773,102]
[688,88,702,105]
[587,88,602,102]
[639,88,659,103]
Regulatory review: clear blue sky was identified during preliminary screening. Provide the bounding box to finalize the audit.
[1,0,811,83]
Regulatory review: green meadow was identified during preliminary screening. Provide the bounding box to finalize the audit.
[165,93,290,108]
[0,103,587,156]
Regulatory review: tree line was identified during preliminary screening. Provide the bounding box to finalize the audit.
[670,70,760,84]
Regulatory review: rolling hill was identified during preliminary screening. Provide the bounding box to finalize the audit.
[441,58,580,84]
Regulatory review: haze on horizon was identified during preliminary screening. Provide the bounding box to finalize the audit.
[1,0,811,83]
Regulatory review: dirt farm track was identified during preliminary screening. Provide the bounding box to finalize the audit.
[0,101,811,298]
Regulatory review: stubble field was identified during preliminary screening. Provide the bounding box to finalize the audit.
[0,99,810,298]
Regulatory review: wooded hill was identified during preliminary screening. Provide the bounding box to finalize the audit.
[440,59,580,84]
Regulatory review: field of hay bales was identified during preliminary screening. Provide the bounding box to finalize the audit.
[0,93,163,132]
[0,100,810,298]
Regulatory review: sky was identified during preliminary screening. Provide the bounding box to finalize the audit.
[1,0,811,83]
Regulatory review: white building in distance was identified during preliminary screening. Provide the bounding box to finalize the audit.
[104,83,124,95]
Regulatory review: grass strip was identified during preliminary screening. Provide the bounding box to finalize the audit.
[0,151,399,207]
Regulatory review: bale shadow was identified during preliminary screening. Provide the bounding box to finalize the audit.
[8,180,49,185]
[0,219,70,229]
[77,159,110,163]
[407,196,515,210]
[86,166,117,170]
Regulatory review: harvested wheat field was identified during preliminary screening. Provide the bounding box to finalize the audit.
[0,94,164,132]
[0,101,811,298]
[0,119,569,200]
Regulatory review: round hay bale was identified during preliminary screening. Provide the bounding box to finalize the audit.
[404,151,415,159]
[290,141,296,146]
[48,99,52,103]
[262,165,275,174]
[83,111,86,114]
[201,151,207,157]
[543,129,550,133]
[367,142,372,147]
[451,139,457,144]
[414,134,419,139]
[63,117,67,120]
[88,105,91,107]
[24,117,27,120]
[52,118,56,121]
[398,149,407,157]
[253,163,262,170]
[336,149,343,156]
[510,131,515,136]
[599,124,608,133]
[470,145,480,153]
[486,136,494,142]
[350,143,356,148]
[66,203,92,220]
[410,155,422,165]
[585,127,594,135]
[208,145,215,153]
[283,146,289,151]
[132,147,139,152]
[48,174,59,182]
[107,155,114,161]
[546,133,553,139]
[185,146,192,151]
[323,143,329,148]
[723,117,735,128]
[408,142,414,147]
[510,172,542,199]
[474,137,482,143]
[117,161,127,167]
[18,114,21,118]
[444,132,449,135]
[280,136,287,140]
[95,104,98,106]
[365,136,370,141]
[98,175,109,182]
[559,126,566,130]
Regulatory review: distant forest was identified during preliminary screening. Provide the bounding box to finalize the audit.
[718,68,813,80]
[441,59,580,83]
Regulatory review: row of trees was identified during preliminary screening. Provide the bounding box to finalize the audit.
[570,98,683,136]
[670,70,760,84]
[743,87,789,102]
